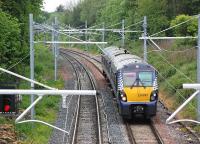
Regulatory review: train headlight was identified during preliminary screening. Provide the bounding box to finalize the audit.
[122,96,127,101]
[120,91,127,102]
[150,91,157,101]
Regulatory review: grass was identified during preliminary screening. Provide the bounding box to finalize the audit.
[127,40,199,124]
[0,44,64,143]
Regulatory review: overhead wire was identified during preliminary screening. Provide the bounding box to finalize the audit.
[147,41,196,108]
[0,53,30,75]
[150,15,198,37]
[148,47,196,53]
[156,70,196,109]
[36,23,86,42]
[88,23,104,30]
[125,20,143,30]
[105,22,122,29]
[147,39,194,82]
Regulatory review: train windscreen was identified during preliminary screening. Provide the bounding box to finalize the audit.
[138,71,153,86]
[123,71,153,87]
[123,72,137,87]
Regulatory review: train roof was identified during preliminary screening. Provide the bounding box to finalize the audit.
[103,46,145,71]
[103,46,125,59]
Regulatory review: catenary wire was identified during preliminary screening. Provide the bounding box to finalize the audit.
[150,15,198,37]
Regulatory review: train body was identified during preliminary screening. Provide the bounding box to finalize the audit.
[101,46,158,119]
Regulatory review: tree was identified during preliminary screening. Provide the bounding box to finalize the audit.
[170,14,198,37]
[0,11,21,69]
[79,0,106,26]
[0,0,43,57]
[136,0,169,35]
[56,4,65,12]
[166,0,200,20]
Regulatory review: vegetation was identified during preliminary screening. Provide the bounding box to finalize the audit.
[0,44,64,143]
[0,11,21,70]
[0,0,199,142]
[61,0,199,123]
[0,0,43,73]
[15,44,63,144]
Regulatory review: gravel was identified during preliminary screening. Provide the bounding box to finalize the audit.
[49,57,78,144]
[49,49,200,144]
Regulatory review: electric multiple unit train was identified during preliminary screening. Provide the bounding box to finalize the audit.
[101,46,158,119]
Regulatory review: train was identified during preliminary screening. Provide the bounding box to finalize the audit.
[101,46,158,119]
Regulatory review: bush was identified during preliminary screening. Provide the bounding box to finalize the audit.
[0,11,21,68]
[170,14,198,37]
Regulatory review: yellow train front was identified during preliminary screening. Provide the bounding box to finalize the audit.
[102,46,158,119]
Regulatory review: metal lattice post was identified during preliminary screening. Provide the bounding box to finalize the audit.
[69,24,71,48]
[122,19,125,48]
[54,17,58,81]
[29,14,35,120]
[85,21,88,51]
[102,23,105,49]
[52,22,55,55]
[197,15,200,121]
[143,16,147,62]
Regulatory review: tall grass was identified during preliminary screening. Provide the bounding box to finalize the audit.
[14,44,64,143]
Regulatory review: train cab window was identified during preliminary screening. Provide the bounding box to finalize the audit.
[138,72,153,86]
[123,72,137,87]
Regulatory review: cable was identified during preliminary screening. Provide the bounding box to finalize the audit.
[0,54,30,75]
[148,40,194,82]
[150,15,198,37]
[147,40,196,53]
[88,23,104,30]
[35,23,85,42]
[147,43,196,106]
[105,22,122,29]
[125,20,143,30]
[156,70,196,109]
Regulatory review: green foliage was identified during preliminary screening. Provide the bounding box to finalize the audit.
[56,4,65,12]
[0,0,43,66]
[36,11,50,23]
[79,0,106,25]
[167,0,200,17]
[0,11,21,74]
[136,0,169,35]
[47,11,66,24]
[98,0,125,25]
[16,44,64,143]
[170,14,198,36]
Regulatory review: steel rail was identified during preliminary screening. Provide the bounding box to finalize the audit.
[62,54,82,144]
[126,121,164,144]
[61,52,102,144]
[67,52,102,144]
[60,53,81,144]
[125,122,136,144]
[62,49,114,143]
[61,49,102,65]
[150,120,164,144]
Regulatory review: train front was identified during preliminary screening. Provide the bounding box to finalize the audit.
[118,63,158,119]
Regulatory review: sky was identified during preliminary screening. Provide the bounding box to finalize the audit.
[43,0,80,12]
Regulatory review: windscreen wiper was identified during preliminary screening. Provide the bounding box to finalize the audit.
[131,78,145,89]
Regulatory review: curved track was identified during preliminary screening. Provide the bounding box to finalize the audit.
[61,52,102,144]
[61,49,166,144]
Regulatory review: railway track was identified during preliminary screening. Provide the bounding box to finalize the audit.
[61,50,114,143]
[59,48,200,144]
[62,48,102,64]
[61,49,165,144]
[61,52,102,144]
[126,119,163,144]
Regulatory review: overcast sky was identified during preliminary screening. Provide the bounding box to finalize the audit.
[43,0,80,12]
